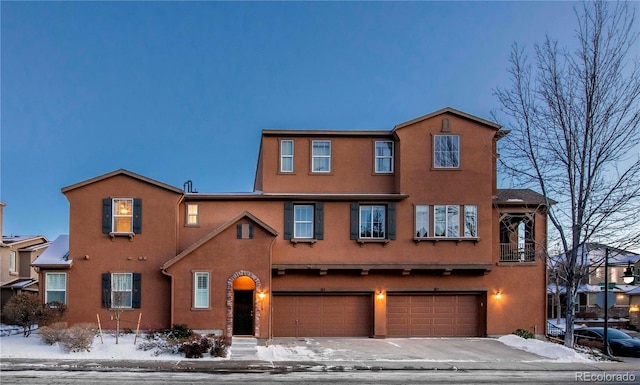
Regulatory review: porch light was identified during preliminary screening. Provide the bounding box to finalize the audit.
[622,261,636,284]
[494,291,502,300]
[257,291,266,300]
[376,291,385,300]
[630,305,639,313]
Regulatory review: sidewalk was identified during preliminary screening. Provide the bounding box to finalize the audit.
[2,337,640,374]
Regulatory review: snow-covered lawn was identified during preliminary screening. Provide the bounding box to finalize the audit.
[497,335,591,362]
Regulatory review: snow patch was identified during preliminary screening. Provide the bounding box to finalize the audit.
[498,335,591,362]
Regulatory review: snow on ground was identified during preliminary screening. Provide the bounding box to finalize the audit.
[498,335,591,362]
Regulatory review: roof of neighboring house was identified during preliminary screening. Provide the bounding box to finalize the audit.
[31,235,71,268]
[494,189,555,206]
[162,211,278,270]
[627,286,640,296]
[0,278,38,290]
[1,235,48,247]
[61,169,184,195]
[19,242,51,252]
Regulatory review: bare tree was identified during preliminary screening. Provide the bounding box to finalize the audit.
[494,0,640,347]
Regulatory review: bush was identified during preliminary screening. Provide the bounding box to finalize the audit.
[513,328,535,339]
[137,330,181,356]
[2,293,42,337]
[60,323,95,353]
[178,334,212,358]
[40,302,67,327]
[210,335,231,358]
[168,324,193,340]
[38,322,68,345]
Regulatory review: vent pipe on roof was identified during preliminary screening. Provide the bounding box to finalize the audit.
[183,180,197,193]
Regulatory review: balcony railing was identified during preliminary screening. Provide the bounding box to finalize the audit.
[500,243,535,262]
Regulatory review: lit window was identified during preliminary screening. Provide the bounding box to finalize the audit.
[415,205,429,238]
[186,203,199,226]
[360,205,386,239]
[280,140,294,173]
[9,251,16,273]
[312,140,331,172]
[111,273,133,308]
[294,204,314,239]
[375,141,394,173]
[112,198,133,233]
[434,135,460,168]
[194,272,209,308]
[45,273,67,304]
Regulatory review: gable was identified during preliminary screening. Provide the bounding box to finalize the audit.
[61,169,183,195]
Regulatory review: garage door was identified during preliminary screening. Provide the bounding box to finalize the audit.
[273,294,372,337]
[387,294,481,337]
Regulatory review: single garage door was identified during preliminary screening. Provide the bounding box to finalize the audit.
[273,294,372,337]
[387,294,481,337]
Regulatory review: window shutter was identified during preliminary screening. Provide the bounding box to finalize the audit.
[133,199,142,234]
[102,199,112,234]
[350,203,359,240]
[387,203,396,240]
[132,273,142,308]
[237,224,243,239]
[101,273,111,308]
[249,223,254,239]
[284,202,293,240]
[314,203,324,240]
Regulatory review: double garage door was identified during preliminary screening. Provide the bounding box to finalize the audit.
[273,293,483,338]
[387,294,482,337]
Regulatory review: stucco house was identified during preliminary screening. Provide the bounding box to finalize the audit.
[35,107,551,340]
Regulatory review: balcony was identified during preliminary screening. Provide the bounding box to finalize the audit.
[500,243,535,262]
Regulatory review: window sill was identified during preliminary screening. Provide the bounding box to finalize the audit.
[414,237,479,245]
[496,261,537,266]
[308,172,334,176]
[185,224,200,228]
[191,307,211,311]
[290,239,317,247]
[109,232,135,241]
[9,271,18,276]
[356,239,390,247]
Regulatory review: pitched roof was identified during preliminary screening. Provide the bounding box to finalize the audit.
[1,235,48,248]
[31,235,71,268]
[61,169,183,194]
[162,211,278,270]
[494,189,556,206]
[393,107,501,131]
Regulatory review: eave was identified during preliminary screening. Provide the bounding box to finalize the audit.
[185,193,409,201]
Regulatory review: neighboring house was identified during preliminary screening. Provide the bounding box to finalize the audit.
[627,286,640,329]
[0,202,49,309]
[31,235,71,305]
[35,107,551,339]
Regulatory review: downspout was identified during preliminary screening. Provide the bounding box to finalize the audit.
[161,268,175,327]
[268,235,277,344]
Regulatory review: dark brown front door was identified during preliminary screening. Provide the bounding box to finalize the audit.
[233,290,254,335]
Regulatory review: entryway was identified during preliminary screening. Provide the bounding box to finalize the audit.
[232,276,255,335]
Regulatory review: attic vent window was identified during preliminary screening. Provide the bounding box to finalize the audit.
[441,118,450,133]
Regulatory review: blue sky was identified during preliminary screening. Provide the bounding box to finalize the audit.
[0,1,604,240]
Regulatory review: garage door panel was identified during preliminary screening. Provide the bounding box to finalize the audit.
[273,295,372,337]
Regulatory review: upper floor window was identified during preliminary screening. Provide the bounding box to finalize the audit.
[416,204,477,240]
[434,135,460,168]
[186,203,199,226]
[45,272,67,304]
[284,202,324,241]
[280,140,294,173]
[101,272,141,309]
[350,203,396,241]
[375,141,394,173]
[193,272,210,309]
[103,198,142,235]
[9,251,16,273]
[311,140,331,172]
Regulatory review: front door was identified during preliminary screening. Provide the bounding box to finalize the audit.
[233,290,254,335]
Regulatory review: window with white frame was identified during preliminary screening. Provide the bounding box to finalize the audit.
[434,135,460,168]
[415,205,429,238]
[45,272,67,304]
[9,251,16,273]
[294,204,314,239]
[112,198,134,233]
[280,140,294,173]
[375,141,394,173]
[186,203,199,226]
[111,273,133,308]
[311,140,331,172]
[360,205,386,239]
[193,272,209,308]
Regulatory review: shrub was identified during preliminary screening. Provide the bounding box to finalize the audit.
[169,324,193,340]
[513,328,535,339]
[60,323,95,353]
[38,322,68,345]
[137,330,181,356]
[40,302,67,327]
[2,293,42,337]
[178,334,212,358]
[210,335,231,358]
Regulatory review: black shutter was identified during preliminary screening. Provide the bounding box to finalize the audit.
[132,273,142,308]
[102,199,112,234]
[387,203,396,240]
[249,223,254,239]
[237,224,243,239]
[314,203,324,240]
[350,203,359,240]
[133,199,142,234]
[101,273,111,308]
[284,202,293,240]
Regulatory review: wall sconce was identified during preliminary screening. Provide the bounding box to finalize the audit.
[629,305,639,313]
[494,291,502,300]
[257,291,266,301]
[376,291,385,300]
